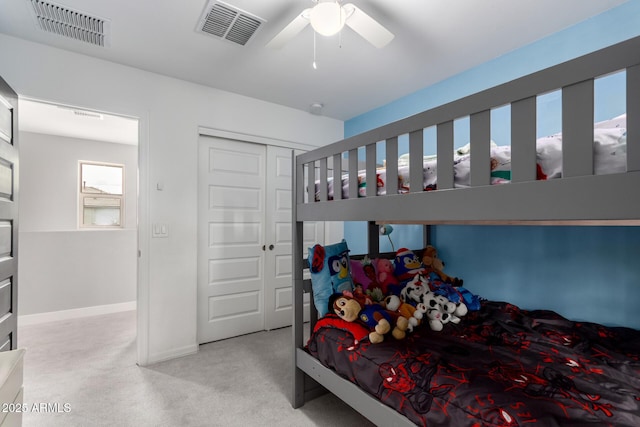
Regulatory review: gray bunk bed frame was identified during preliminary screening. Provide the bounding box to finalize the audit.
[292,36,640,426]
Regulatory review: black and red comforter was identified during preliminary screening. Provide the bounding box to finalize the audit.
[307,301,640,426]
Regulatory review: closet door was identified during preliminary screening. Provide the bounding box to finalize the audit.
[198,136,266,344]
[198,137,324,342]
[263,147,323,330]
[0,76,18,351]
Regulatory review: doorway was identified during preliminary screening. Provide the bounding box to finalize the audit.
[17,99,139,331]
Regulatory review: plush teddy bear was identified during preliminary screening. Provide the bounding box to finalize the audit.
[373,258,398,295]
[329,292,409,344]
[383,294,422,332]
[421,245,463,287]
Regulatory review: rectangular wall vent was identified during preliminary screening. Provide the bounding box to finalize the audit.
[196,0,264,46]
[29,0,110,47]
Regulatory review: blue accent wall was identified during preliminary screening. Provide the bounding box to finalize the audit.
[345,0,640,135]
[343,0,640,328]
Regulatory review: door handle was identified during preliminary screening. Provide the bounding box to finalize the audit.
[269,244,274,250]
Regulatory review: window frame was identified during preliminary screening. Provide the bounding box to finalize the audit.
[78,160,125,229]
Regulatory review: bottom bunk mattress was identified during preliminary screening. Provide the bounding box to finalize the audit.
[307,301,640,427]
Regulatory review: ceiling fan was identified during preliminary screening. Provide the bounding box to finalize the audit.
[266,0,394,49]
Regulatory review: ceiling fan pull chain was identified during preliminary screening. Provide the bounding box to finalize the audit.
[312,30,318,69]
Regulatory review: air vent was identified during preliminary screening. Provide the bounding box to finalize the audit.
[73,110,104,120]
[196,0,264,46]
[29,0,110,47]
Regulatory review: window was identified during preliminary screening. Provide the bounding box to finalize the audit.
[79,161,124,228]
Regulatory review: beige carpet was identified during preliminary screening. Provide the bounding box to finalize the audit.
[17,311,375,427]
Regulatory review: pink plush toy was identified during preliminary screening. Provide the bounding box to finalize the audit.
[374,258,398,295]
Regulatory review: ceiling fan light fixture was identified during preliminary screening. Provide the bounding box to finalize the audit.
[309,2,346,37]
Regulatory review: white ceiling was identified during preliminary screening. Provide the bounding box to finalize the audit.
[0,0,629,123]
[19,99,139,145]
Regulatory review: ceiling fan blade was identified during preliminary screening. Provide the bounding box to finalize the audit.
[265,9,311,49]
[343,3,394,48]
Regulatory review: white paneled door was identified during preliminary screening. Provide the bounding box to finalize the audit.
[0,76,19,351]
[264,146,323,330]
[198,136,322,343]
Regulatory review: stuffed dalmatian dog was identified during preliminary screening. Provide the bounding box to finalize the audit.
[401,273,466,331]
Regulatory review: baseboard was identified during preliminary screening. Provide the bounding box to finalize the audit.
[145,344,198,365]
[18,301,137,327]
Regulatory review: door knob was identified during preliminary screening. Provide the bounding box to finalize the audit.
[269,244,274,250]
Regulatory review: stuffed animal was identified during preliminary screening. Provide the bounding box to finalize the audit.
[383,294,422,332]
[365,287,385,304]
[329,292,409,344]
[419,303,446,332]
[404,292,448,331]
[400,273,431,306]
[420,246,479,313]
[351,285,373,307]
[394,248,426,285]
[308,240,354,317]
[433,294,463,323]
[401,277,462,332]
[421,245,463,287]
[421,291,460,331]
[373,258,397,295]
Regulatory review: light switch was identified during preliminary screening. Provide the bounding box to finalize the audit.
[152,223,169,238]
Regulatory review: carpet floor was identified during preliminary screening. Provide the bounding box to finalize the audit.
[17,310,375,427]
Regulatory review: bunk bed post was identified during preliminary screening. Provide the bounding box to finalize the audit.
[292,152,306,409]
[423,224,431,247]
[367,221,380,257]
[628,64,640,172]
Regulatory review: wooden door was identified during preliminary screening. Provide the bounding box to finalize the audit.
[264,147,323,330]
[198,136,266,343]
[0,76,19,351]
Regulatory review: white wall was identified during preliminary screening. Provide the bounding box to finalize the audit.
[0,34,344,364]
[18,131,137,316]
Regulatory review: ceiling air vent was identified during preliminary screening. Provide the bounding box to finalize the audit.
[29,0,110,47]
[196,0,264,46]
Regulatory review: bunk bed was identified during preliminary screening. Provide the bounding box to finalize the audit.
[292,35,640,427]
